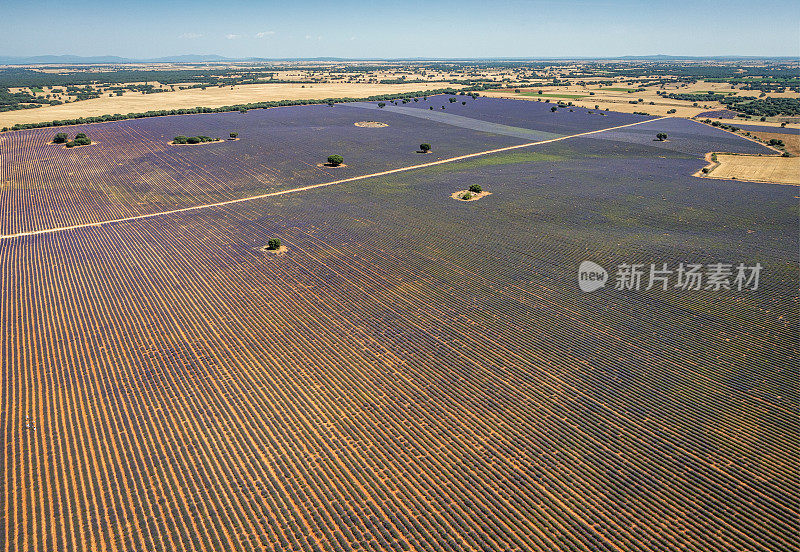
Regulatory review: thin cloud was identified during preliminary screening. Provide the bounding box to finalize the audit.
[226,33,243,40]
[255,31,275,39]
[178,32,203,39]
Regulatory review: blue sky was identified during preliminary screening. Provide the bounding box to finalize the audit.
[1,0,797,58]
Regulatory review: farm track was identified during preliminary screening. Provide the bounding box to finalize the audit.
[0,117,664,241]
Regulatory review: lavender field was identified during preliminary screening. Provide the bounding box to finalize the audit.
[0,95,658,236]
[384,95,655,134]
[1,97,797,552]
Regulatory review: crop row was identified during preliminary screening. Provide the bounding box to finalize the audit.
[1,106,796,552]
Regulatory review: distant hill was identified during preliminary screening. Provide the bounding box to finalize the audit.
[0,54,795,65]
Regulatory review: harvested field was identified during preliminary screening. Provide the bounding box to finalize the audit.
[702,153,800,185]
[0,81,465,128]
[746,130,800,155]
[1,98,797,552]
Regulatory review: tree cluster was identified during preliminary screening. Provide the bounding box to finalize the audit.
[53,131,91,147]
[173,135,218,144]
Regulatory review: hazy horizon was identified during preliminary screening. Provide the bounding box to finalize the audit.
[2,0,797,59]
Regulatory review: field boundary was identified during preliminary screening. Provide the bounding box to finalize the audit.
[693,151,800,186]
[0,116,665,240]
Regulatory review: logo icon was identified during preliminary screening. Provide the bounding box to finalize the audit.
[578,261,608,292]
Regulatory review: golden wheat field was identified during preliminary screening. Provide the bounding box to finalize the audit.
[705,153,800,185]
[0,81,464,128]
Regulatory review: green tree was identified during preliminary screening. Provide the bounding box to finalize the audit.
[267,238,281,250]
[468,184,482,193]
[419,143,431,153]
[173,135,188,144]
[327,154,343,166]
[229,132,238,139]
[550,106,557,112]
[53,132,69,144]
[656,133,667,141]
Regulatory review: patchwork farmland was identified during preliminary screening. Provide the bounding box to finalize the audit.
[1,95,797,552]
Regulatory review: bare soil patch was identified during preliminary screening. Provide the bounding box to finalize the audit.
[259,245,288,256]
[354,121,388,128]
[452,190,492,201]
[316,163,348,168]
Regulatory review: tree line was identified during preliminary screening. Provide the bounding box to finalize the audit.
[1,86,492,132]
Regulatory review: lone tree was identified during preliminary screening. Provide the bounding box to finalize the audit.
[327,154,344,166]
[267,238,281,250]
[229,132,238,139]
[656,133,668,141]
[53,132,69,144]
[468,184,482,193]
[419,143,431,153]
[551,106,558,112]
[378,102,386,108]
